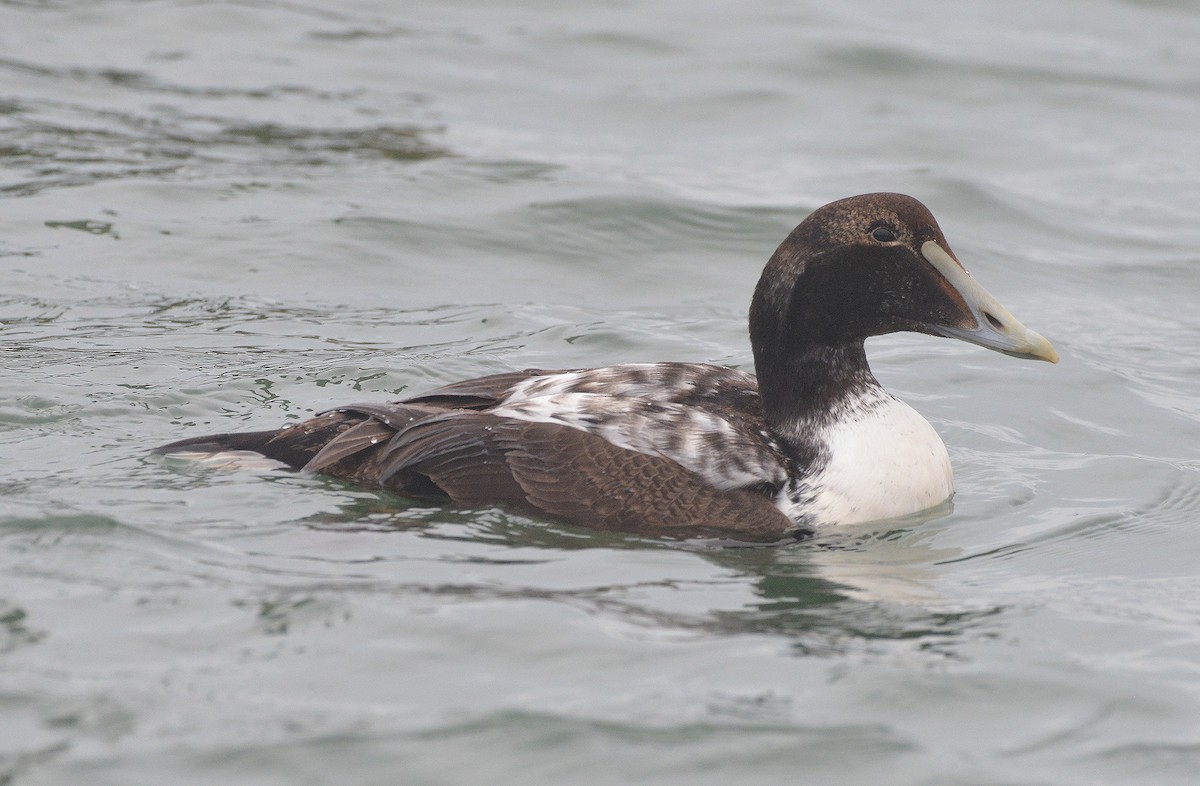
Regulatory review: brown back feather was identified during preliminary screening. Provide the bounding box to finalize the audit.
[502,421,792,540]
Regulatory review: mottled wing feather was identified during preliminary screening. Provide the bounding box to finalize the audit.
[298,407,790,537]
[503,421,792,540]
[375,414,489,484]
[374,414,530,506]
[304,417,395,473]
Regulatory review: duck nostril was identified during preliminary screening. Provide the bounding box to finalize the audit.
[983,311,1004,331]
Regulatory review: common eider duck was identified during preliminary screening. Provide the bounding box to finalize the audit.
[156,193,1057,540]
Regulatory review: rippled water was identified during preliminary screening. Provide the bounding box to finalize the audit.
[4,1,1200,783]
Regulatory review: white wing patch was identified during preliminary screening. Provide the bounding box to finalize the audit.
[507,363,757,402]
[492,366,783,491]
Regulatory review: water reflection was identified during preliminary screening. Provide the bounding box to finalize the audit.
[693,509,1000,657]
[291,488,989,659]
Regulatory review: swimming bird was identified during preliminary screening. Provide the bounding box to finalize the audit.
[155,193,1057,540]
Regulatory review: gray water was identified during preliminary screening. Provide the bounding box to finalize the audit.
[3,1,1200,783]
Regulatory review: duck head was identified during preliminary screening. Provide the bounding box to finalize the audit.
[750,193,1057,419]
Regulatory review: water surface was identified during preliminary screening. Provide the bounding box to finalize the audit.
[3,1,1200,784]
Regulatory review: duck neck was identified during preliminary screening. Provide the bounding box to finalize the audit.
[749,234,885,445]
[753,340,882,438]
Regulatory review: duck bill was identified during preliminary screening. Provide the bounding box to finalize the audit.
[921,241,1059,363]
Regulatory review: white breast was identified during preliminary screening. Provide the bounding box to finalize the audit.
[782,392,954,526]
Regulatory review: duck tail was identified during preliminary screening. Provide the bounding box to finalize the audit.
[152,428,316,471]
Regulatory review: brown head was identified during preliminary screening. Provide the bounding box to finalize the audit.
[749,193,1057,421]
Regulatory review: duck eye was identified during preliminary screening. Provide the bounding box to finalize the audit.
[871,226,897,243]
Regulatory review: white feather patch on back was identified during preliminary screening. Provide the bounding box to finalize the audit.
[505,363,757,402]
[491,366,784,491]
[492,393,779,490]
